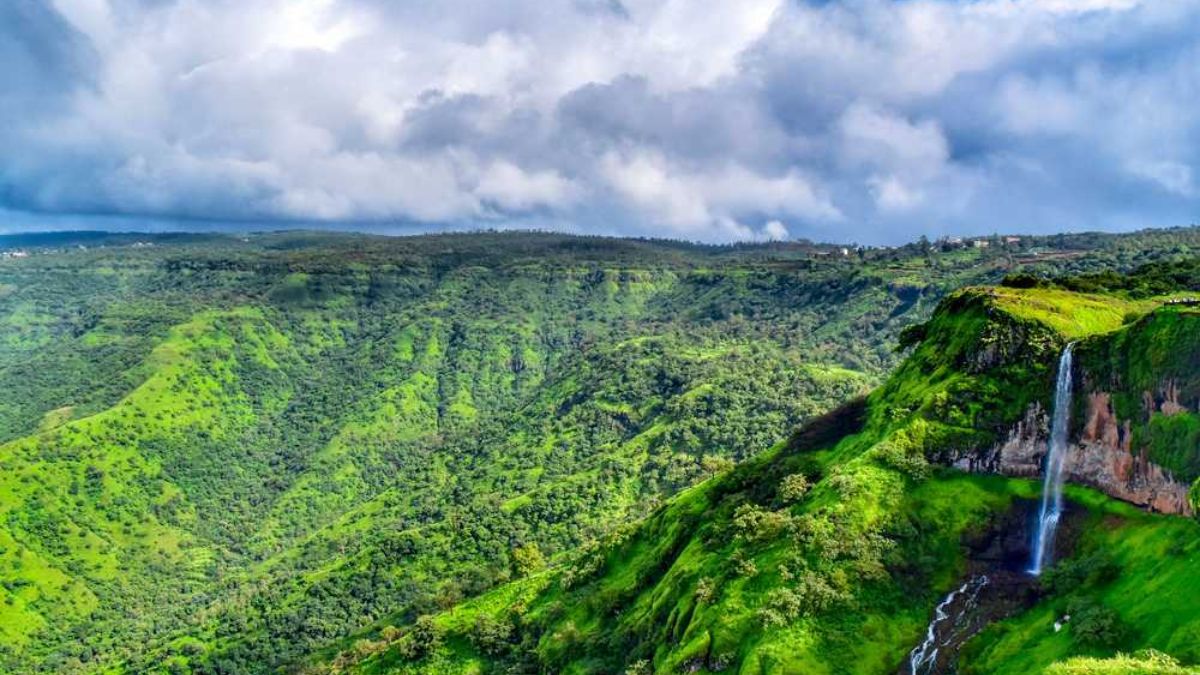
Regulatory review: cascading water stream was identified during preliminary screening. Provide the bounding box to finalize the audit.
[1028,343,1075,576]
[907,575,990,675]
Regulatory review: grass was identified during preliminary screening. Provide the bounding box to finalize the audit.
[1047,651,1200,674]
[980,287,1157,339]
[963,491,1200,673]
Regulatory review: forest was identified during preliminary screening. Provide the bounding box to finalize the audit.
[0,227,1197,673]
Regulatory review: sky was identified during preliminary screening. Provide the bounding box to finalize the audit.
[1,0,1198,244]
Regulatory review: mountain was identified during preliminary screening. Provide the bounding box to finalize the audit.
[0,229,1197,673]
[315,259,1200,675]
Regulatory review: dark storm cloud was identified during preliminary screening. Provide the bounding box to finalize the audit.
[1,0,1198,242]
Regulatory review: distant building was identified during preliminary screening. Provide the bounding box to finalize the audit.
[1003,236,1022,244]
[972,239,990,248]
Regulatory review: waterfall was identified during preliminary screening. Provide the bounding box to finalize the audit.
[1028,344,1075,576]
[908,575,990,675]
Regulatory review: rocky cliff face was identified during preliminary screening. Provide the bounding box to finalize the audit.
[952,393,1194,516]
[951,403,1047,479]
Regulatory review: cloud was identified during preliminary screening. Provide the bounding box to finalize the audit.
[759,219,789,241]
[1128,160,1195,197]
[838,104,949,177]
[1,0,1199,242]
[475,160,581,212]
[599,149,839,238]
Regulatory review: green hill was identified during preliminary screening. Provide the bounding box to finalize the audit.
[0,229,1197,672]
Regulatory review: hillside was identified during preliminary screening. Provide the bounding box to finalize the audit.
[316,263,1200,674]
[0,229,1197,672]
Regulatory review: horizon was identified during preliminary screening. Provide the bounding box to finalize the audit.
[2,223,1198,252]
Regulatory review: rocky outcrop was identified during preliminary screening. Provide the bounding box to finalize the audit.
[1069,392,1192,514]
[952,394,1194,516]
[952,404,1047,478]
[1157,380,1189,417]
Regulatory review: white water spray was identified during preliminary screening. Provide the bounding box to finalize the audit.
[1028,344,1074,576]
[908,575,989,675]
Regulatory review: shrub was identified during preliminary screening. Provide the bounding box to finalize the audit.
[1041,554,1120,594]
[730,549,758,577]
[731,504,790,542]
[470,615,514,656]
[394,615,442,661]
[512,543,546,577]
[871,439,930,480]
[778,473,810,503]
[1066,597,1125,648]
[1001,273,1047,289]
[756,571,850,626]
[624,659,652,675]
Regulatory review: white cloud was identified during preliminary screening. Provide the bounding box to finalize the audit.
[0,0,1197,242]
[600,149,839,237]
[839,104,949,177]
[868,175,924,212]
[49,0,115,47]
[476,161,581,212]
[760,219,789,240]
[265,0,365,52]
[1128,160,1195,197]
[995,74,1088,136]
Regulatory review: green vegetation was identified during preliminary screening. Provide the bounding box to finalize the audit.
[963,490,1200,673]
[314,247,1200,675]
[0,228,1197,673]
[1046,651,1200,675]
[982,287,1155,338]
[1075,304,1200,484]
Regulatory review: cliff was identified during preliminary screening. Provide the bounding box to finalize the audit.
[951,302,1200,516]
[954,397,1193,515]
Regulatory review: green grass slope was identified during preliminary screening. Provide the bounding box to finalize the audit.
[963,493,1200,673]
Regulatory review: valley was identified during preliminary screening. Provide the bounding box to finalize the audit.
[0,230,1196,674]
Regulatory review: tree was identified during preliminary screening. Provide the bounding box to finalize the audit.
[395,615,442,661]
[778,473,810,503]
[512,542,546,577]
[701,455,734,478]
